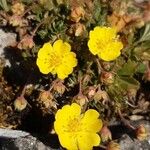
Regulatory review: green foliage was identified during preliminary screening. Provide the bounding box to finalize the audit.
[0,0,9,11]
[115,76,140,90]
[1,0,150,127]
[117,60,137,76]
[92,0,107,26]
[139,23,150,43]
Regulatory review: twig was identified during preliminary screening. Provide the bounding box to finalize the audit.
[21,7,32,17]
[0,11,9,20]
[31,19,46,37]
[48,79,61,92]
[99,145,107,149]
[96,58,103,75]
[125,100,138,108]
[118,109,136,130]
[20,85,26,97]
[78,76,82,95]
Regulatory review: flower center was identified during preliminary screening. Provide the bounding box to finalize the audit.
[67,118,81,132]
[49,52,62,67]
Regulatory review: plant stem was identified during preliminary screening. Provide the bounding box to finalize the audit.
[96,58,103,75]
[118,109,136,130]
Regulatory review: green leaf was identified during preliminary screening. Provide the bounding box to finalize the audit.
[93,0,101,22]
[39,0,55,11]
[115,76,140,90]
[21,0,32,4]
[117,60,137,76]
[139,23,150,42]
[0,0,9,11]
[136,63,147,74]
[37,30,48,39]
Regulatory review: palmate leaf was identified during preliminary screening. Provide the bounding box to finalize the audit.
[139,23,150,42]
[136,63,147,74]
[115,76,140,90]
[117,60,137,76]
[133,43,150,61]
[0,0,9,11]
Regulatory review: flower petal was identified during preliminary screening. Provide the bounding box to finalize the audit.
[36,58,53,74]
[56,64,74,79]
[98,41,123,61]
[88,26,123,61]
[55,103,81,120]
[77,132,101,150]
[58,133,78,150]
[81,109,103,132]
[53,40,71,54]
[54,103,81,133]
[88,39,99,55]
[62,52,77,67]
[38,42,53,59]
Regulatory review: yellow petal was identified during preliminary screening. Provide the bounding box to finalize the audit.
[77,132,101,150]
[70,103,81,118]
[54,103,81,133]
[98,41,123,61]
[38,42,53,59]
[63,41,71,52]
[88,26,123,62]
[56,65,70,79]
[92,26,117,42]
[88,40,99,55]
[53,40,71,54]
[62,52,77,67]
[81,109,103,132]
[36,58,53,74]
[58,133,78,150]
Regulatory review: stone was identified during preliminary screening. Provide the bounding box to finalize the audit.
[0,129,59,150]
[119,134,150,150]
[0,29,16,66]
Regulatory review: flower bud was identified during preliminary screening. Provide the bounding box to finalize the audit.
[94,90,109,102]
[107,141,120,150]
[100,126,112,142]
[39,91,56,108]
[25,84,34,96]
[18,34,34,50]
[101,72,114,85]
[14,96,27,111]
[74,94,88,107]
[102,62,111,71]
[74,23,85,36]
[39,91,53,101]
[70,6,85,22]
[9,15,22,27]
[136,124,147,141]
[11,3,25,16]
[85,86,96,99]
[53,81,66,95]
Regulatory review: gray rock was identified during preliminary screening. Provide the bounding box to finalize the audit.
[0,129,30,138]
[118,120,150,150]
[0,29,16,66]
[119,134,150,150]
[0,135,58,150]
[0,129,60,150]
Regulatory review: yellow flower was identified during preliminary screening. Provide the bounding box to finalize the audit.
[54,103,103,150]
[36,40,77,79]
[88,26,123,61]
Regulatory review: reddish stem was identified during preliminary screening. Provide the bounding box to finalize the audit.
[118,109,136,130]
